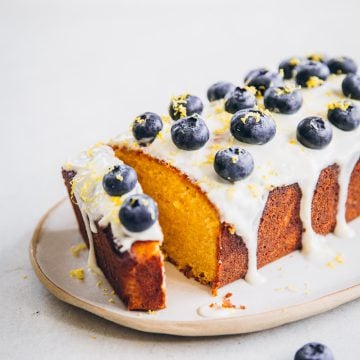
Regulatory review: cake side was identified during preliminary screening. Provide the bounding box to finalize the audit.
[116,146,360,291]
[62,169,166,310]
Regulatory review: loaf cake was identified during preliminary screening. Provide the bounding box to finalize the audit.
[63,54,360,310]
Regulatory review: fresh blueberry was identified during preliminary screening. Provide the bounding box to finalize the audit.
[296,117,332,149]
[264,86,303,114]
[169,94,203,120]
[327,101,360,131]
[307,53,327,63]
[171,114,210,150]
[342,73,360,100]
[327,56,357,75]
[119,194,158,232]
[295,61,330,88]
[244,68,284,95]
[279,57,302,79]
[214,147,254,182]
[132,112,163,146]
[294,342,334,360]
[103,165,138,197]
[230,109,276,145]
[244,67,268,83]
[224,87,257,114]
[207,81,235,102]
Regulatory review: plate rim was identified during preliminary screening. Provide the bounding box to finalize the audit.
[29,199,360,337]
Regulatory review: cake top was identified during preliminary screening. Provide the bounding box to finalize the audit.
[111,54,360,283]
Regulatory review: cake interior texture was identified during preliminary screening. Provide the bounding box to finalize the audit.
[116,146,360,292]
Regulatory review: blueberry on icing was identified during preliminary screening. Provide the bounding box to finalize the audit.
[264,86,303,114]
[207,81,235,102]
[119,194,159,232]
[295,60,330,88]
[230,109,276,145]
[103,165,138,196]
[296,116,332,149]
[342,73,360,100]
[169,94,203,120]
[244,68,284,95]
[214,147,254,182]
[171,114,210,150]
[132,112,163,146]
[327,101,360,131]
[327,56,357,75]
[278,57,302,79]
[224,87,257,114]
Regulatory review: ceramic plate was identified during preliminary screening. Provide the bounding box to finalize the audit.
[30,199,360,336]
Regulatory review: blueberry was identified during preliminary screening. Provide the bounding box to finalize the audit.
[244,68,284,95]
[214,147,254,182]
[279,57,302,79]
[342,73,360,100]
[119,194,158,232]
[103,165,138,197]
[207,81,235,102]
[169,94,203,120]
[171,114,210,150]
[132,112,163,146]
[264,86,303,114]
[295,61,330,88]
[294,342,334,360]
[296,117,332,149]
[224,87,257,114]
[327,101,360,131]
[230,109,276,145]
[244,67,268,83]
[327,56,357,75]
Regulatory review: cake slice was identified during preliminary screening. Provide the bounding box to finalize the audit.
[62,145,166,310]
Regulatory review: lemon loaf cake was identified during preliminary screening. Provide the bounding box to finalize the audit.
[64,54,360,310]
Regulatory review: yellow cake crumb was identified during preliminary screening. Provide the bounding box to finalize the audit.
[70,243,87,257]
[69,268,85,280]
[289,138,297,145]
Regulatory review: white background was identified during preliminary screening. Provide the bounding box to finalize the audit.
[1,0,360,359]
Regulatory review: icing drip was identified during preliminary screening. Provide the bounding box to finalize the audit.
[335,153,360,238]
[63,144,163,272]
[111,75,359,284]
[77,199,102,275]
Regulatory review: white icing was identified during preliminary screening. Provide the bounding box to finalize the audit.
[64,144,164,269]
[111,75,360,284]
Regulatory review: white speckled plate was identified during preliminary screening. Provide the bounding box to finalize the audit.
[30,199,360,336]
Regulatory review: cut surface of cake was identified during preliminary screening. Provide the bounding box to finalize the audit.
[63,54,360,310]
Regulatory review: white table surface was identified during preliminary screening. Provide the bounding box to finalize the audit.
[1,0,359,358]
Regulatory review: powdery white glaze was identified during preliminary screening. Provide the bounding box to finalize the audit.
[111,75,360,284]
[63,143,163,273]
